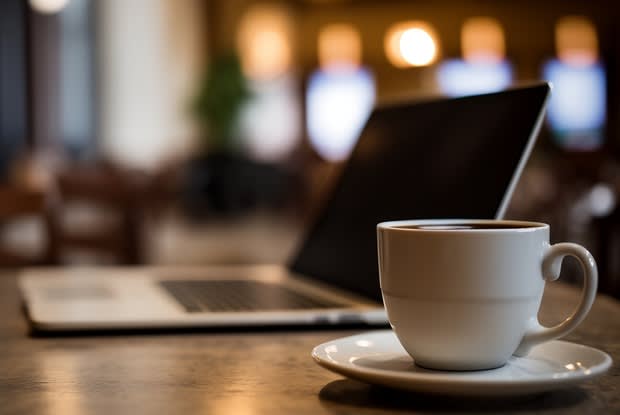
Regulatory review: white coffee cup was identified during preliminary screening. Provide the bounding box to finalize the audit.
[377,219,597,371]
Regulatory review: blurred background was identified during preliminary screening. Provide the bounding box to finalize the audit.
[1,0,619,298]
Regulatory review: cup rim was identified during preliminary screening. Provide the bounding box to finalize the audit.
[377,219,548,233]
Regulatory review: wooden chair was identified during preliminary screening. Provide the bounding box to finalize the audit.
[51,163,146,265]
[0,185,57,266]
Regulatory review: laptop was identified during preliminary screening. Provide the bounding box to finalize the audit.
[19,82,551,332]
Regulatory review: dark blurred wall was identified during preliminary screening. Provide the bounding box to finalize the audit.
[0,0,29,179]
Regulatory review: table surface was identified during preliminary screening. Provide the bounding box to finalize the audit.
[1,272,618,415]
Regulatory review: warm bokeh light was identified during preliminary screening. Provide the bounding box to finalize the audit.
[461,17,505,63]
[318,24,362,70]
[400,28,436,66]
[385,21,439,68]
[236,5,293,80]
[556,16,598,66]
[29,0,70,14]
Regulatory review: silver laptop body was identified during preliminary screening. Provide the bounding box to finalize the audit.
[19,83,551,332]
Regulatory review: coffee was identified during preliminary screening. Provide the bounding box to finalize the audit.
[400,223,541,230]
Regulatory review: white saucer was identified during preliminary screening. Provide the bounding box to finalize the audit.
[312,330,612,396]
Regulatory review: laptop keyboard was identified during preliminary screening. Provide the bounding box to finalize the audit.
[159,280,343,312]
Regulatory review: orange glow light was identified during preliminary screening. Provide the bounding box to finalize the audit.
[461,17,505,63]
[318,24,362,71]
[556,16,598,66]
[236,5,293,80]
[384,21,439,68]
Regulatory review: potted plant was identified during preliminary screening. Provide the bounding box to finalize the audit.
[183,53,255,217]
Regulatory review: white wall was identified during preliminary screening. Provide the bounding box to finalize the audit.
[97,0,205,170]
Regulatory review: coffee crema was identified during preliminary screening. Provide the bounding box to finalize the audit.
[398,223,541,230]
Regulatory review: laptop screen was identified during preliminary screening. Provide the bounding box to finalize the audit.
[290,83,551,302]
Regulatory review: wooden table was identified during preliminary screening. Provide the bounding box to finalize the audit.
[1,273,618,414]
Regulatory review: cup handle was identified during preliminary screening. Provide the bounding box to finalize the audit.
[514,242,598,357]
